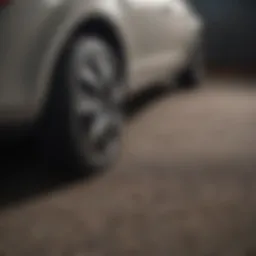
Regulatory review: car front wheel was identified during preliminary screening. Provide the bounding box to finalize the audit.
[39,34,126,175]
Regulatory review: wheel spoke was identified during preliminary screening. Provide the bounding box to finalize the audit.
[95,53,115,85]
[87,111,121,162]
[75,94,102,117]
[69,36,123,167]
[79,66,100,88]
[111,82,126,103]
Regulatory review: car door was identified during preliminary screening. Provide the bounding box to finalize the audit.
[162,0,196,52]
[163,0,200,52]
[151,0,196,71]
[123,0,166,57]
[123,0,174,85]
[145,0,178,54]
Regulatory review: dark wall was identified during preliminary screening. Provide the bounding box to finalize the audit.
[191,0,256,67]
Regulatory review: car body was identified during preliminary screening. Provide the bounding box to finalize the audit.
[0,0,203,172]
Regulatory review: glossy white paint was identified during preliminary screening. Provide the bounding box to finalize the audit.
[0,0,203,123]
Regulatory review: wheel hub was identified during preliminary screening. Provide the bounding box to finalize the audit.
[69,36,123,166]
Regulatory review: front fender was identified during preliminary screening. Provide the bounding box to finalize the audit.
[30,0,132,119]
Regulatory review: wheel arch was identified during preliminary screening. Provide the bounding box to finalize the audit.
[34,14,129,120]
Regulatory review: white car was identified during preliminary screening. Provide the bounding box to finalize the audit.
[0,0,204,173]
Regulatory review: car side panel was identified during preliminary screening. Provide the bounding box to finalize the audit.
[163,0,204,74]
[123,0,180,88]
[0,0,73,122]
[0,0,202,124]
[0,0,139,122]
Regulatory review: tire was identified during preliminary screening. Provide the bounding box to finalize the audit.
[38,34,126,175]
[177,46,204,90]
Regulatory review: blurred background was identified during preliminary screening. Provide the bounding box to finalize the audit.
[192,0,256,69]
